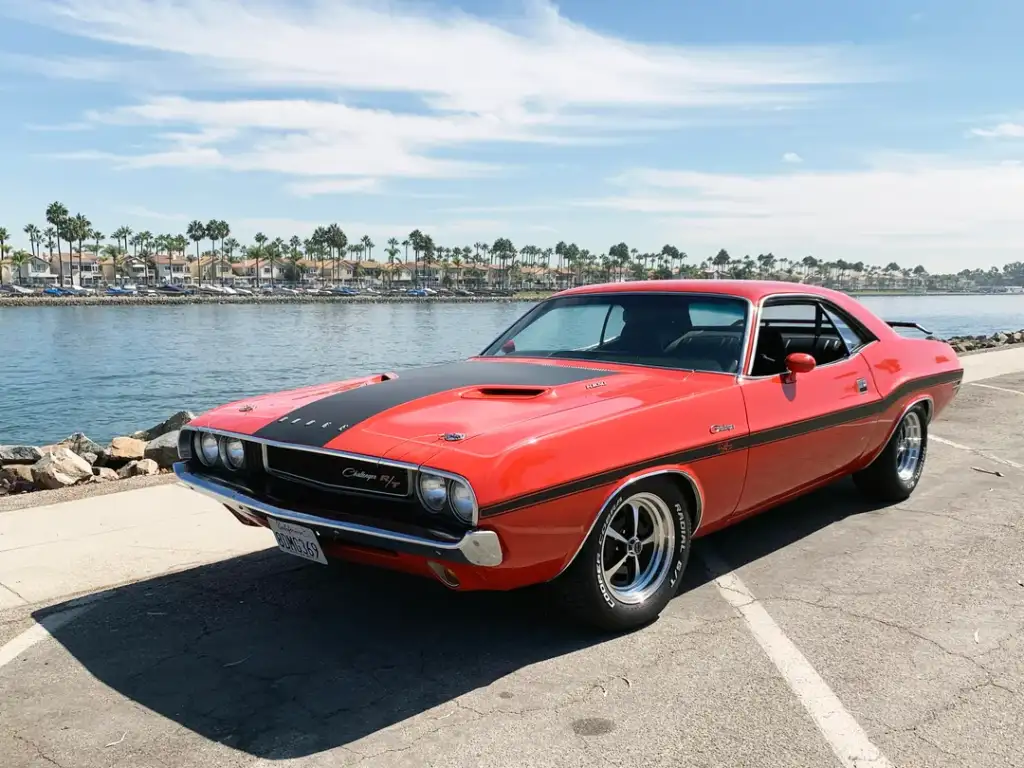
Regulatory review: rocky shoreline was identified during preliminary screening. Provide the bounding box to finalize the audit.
[944,329,1024,353]
[0,411,192,498]
[0,293,527,308]
[2,330,1021,499]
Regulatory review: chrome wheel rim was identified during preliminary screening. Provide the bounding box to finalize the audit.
[895,411,924,482]
[598,492,676,605]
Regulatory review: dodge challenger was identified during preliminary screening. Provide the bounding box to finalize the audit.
[174,280,963,630]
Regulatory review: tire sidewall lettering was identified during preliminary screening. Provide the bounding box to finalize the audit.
[594,490,689,608]
[595,496,626,609]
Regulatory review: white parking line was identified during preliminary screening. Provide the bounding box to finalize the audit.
[701,547,893,768]
[970,382,1024,397]
[931,435,1024,470]
[0,598,101,671]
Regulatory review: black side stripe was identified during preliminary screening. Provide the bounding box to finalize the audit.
[252,360,618,448]
[480,368,963,517]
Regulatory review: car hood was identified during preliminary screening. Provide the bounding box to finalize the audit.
[190,358,701,462]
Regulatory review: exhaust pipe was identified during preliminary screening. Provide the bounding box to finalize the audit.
[427,561,461,589]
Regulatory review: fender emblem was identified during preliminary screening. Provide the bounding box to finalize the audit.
[585,381,607,390]
[443,432,466,442]
[710,424,734,434]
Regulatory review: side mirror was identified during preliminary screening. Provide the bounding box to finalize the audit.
[782,352,815,382]
[501,339,516,354]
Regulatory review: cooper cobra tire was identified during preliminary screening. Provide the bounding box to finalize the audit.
[554,477,691,632]
[853,403,929,502]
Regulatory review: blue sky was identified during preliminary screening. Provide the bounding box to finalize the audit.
[1,0,1022,271]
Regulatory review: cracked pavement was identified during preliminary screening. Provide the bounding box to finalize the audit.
[1,373,1022,767]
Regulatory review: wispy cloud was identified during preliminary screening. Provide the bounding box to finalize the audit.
[9,0,881,192]
[969,122,1024,139]
[782,151,803,163]
[577,157,1024,259]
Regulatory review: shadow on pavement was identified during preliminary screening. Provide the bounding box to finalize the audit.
[35,477,890,760]
[685,476,892,589]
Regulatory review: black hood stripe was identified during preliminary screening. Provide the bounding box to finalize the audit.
[252,360,617,447]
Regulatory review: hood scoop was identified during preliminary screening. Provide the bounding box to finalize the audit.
[462,385,549,400]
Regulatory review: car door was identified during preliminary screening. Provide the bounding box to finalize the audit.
[734,297,881,514]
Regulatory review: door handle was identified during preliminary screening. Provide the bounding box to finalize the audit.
[857,378,868,394]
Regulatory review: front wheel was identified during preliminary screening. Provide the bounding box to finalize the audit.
[554,478,691,632]
[853,404,929,502]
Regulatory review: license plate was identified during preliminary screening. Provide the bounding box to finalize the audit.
[267,518,327,565]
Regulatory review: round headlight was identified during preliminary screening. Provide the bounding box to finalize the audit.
[449,479,476,524]
[220,438,245,470]
[196,432,220,466]
[418,473,447,512]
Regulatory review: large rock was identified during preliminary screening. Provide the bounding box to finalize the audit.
[59,432,105,458]
[30,448,94,490]
[117,458,160,479]
[0,464,36,492]
[0,445,43,465]
[107,436,147,464]
[144,430,180,468]
[132,411,196,442]
[89,467,120,483]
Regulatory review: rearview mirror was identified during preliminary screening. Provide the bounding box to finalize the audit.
[501,339,516,354]
[782,352,815,382]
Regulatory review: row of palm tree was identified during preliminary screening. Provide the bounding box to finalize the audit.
[3,203,1024,291]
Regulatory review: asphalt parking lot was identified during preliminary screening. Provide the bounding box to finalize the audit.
[1,373,1022,768]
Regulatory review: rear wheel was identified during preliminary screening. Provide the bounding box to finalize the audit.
[853,404,928,502]
[554,478,691,632]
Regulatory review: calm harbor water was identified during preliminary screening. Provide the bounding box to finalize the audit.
[3,293,1023,446]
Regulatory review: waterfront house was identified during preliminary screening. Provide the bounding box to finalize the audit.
[48,253,102,287]
[231,258,284,286]
[192,256,235,284]
[6,255,59,286]
[152,254,193,285]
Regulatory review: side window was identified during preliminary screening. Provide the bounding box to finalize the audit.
[823,306,869,353]
[760,302,817,325]
[753,299,869,375]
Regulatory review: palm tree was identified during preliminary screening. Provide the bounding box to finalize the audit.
[45,202,69,286]
[70,214,90,286]
[186,220,205,281]
[253,232,268,288]
[101,244,123,286]
[328,225,347,284]
[8,249,31,285]
[218,237,236,261]
[271,237,285,287]
[23,224,40,260]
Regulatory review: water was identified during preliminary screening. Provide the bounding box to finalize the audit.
[2,293,1022,446]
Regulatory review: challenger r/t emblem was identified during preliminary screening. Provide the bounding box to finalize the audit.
[710,424,734,434]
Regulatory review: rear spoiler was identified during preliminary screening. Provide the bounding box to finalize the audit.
[886,320,936,337]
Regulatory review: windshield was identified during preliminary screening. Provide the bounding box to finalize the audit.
[481,293,750,374]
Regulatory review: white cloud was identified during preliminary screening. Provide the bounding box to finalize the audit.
[11,0,880,189]
[577,158,1024,265]
[970,122,1024,139]
[782,151,803,163]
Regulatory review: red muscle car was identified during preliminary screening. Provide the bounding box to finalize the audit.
[174,280,963,630]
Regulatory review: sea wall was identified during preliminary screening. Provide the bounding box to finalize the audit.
[0,412,193,497]
[0,293,527,307]
[944,330,1024,353]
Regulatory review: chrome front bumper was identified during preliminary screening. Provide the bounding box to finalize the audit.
[172,463,503,567]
